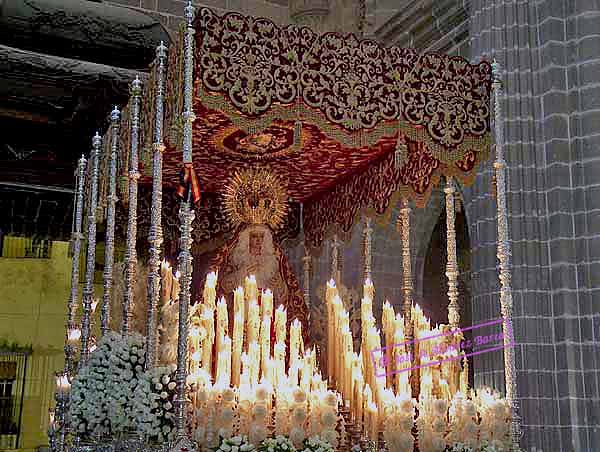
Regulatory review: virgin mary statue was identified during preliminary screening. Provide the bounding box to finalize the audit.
[208,169,308,332]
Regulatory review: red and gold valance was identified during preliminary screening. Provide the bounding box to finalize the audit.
[101,7,493,248]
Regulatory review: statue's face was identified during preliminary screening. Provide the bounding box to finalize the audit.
[249,231,264,257]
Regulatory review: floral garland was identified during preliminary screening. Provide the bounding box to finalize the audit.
[300,436,334,452]
[213,435,256,452]
[70,332,146,437]
[132,364,178,442]
[258,435,296,452]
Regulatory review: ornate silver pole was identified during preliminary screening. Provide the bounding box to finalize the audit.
[146,41,168,369]
[363,216,373,281]
[331,234,340,282]
[64,155,86,376]
[173,2,196,446]
[492,60,521,450]
[398,199,413,359]
[122,78,142,335]
[80,134,101,366]
[101,107,120,335]
[444,177,460,329]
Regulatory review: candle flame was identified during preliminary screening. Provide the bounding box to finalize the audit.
[206,271,218,287]
[68,328,81,341]
[327,279,336,288]
[365,277,373,286]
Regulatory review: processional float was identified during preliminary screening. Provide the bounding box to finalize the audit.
[49,2,521,452]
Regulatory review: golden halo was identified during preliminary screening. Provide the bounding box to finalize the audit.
[223,168,289,230]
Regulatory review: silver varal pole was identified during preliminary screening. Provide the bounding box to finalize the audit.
[363,216,373,281]
[80,134,101,366]
[146,41,168,369]
[492,60,521,450]
[122,79,142,335]
[65,155,86,376]
[444,177,460,329]
[174,0,196,445]
[101,107,120,334]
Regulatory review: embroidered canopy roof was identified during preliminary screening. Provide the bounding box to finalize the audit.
[102,8,493,248]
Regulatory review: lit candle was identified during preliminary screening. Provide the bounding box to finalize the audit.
[160,261,173,302]
[232,312,244,386]
[55,373,71,394]
[247,300,260,347]
[216,335,232,387]
[203,271,217,310]
[382,300,395,387]
[248,341,261,383]
[261,289,273,321]
[67,327,81,346]
[289,319,302,385]
[274,305,287,344]
[273,342,286,387]
[171,270,181,301]
[245,275,258,308]
[363,277,374,301]
[326,279,337,380]
[216,297,229,356]
[201,306,214,373]
[260,316,271,380]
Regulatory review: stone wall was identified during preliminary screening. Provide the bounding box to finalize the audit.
[465,1,600,450]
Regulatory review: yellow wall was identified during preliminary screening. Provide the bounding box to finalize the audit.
[0,241,71,452]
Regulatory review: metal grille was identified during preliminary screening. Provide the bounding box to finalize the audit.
[0,352,29,449]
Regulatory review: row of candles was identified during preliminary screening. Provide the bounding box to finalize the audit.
[182,272,472,444]
[185,272,341,448]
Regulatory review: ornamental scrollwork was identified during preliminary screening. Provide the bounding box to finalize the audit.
[196,8,492,150]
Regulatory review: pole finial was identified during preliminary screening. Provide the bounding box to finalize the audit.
[131,76,143,96]
[111,106,120,121]
[184,0,195,27]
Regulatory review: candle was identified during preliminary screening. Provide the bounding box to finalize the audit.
[245,275,258,307]
[216,297,229,358]
[382,300,395,387]
[248,341,260,383]
[171,270,181,301]
[232,312,244,386]
[274,305,287,344]
[55,373,71,394]
[161,261,173,302]
[204,271,217,306]
[233,286,245,324]
[363,278,374,301]
[274,342,286,387]
[289,319,301,385]
[261,289,273,321]
[216,335,232,387]
[67,327,81,346]
[201,306,215,373]
[260,315,271,380]
[326,279,337,380]
[247,300,260,347]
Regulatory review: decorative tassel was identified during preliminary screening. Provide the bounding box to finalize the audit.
[294,119,302,148]
[395,132,408,170]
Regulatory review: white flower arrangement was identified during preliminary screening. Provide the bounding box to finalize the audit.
[300,435,334,452]
[132,364,178,443]
[70,331,146,438]
[448,443,474,452]
[258,435,296,452]
[213,435,256,452]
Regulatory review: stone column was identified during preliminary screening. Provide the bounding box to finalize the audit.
[465,1,599,450]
